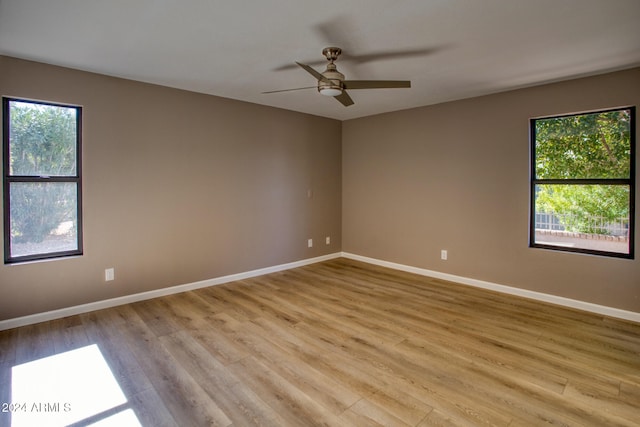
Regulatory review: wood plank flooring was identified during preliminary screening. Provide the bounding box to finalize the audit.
[1,258,639,426]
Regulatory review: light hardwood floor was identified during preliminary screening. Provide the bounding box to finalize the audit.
[1,258,639,426]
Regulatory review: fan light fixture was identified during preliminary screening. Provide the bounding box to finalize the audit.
[319,87,342,96]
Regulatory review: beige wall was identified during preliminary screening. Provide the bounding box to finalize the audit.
[343,67,640,312]
[1,55,638,322]
[0,56,342,321]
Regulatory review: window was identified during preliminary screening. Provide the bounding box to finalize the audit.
[3,98,82,263]
[530,107,635,258]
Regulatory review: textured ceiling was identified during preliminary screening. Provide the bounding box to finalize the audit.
[1,0,639,120]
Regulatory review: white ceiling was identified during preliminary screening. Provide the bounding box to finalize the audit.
[1,0,639,121]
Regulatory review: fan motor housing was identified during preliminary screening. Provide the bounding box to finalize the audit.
[318,64,344,93]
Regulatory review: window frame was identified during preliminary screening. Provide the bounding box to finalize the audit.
[2,97,83,263]
[529,106,636,259]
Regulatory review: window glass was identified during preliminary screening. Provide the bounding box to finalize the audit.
[9,182,79,258]
[9,101,78,176]
[534,110,631,180]
[533,184,630,255]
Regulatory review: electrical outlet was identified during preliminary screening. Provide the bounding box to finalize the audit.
[326,236,331,245]
[308,239,313,248]
[105,268,115,281]
[440,250,448,260]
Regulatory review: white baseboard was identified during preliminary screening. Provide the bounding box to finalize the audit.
[0,252,342,331]
[3,251,637,331]
[341,252,640,323]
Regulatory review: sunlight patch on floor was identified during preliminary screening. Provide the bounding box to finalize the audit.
[11,344,141,427]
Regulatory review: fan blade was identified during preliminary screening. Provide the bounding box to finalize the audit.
[313,17,356,50]
[262,86,317,94]
[274,60,325,71]
[273,47,442,72]
[296,62,331,84]
[343,80,411,90]
[347,48,441,64]
[334,90,354,107]
[314,16,442,63]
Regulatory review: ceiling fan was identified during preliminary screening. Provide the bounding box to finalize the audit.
[263,47,411,107]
